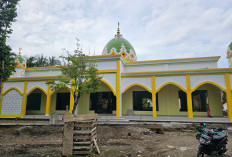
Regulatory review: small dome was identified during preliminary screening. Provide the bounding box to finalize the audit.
[15,48,26,68]
[227,42,232,58]
[102,23,137,61]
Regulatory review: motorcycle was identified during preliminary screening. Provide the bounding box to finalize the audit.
[196,123,228,157]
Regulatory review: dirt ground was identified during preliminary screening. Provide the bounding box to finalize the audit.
[0,125,231,157]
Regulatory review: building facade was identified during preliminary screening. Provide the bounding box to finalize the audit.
[1,26,232,122]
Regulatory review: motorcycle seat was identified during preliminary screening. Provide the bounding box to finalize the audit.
[212,132,227,142]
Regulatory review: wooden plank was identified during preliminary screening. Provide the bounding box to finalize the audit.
[73,135,92,140]
[73,146,92,150]
[93,138,100,154]
[73,130,92,134]
[73,127,96,134]
[74,123,95,128]
[73,141,92,145]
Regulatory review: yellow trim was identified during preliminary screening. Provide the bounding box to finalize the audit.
[26,66,60,69]
[126,56,220,64]
[21,81,28,116]
[27,66,117,73]
[88,54,121,58]
[100,79,116,95]
[0,114,23,117]
[98,69,117,73]
[122,68,232,75]
[186,75,193,118]
[26,86,47,95]
[1,82,4,95]
[156,81,187,92]
[21,70,25,76]
[123,83,151,93]
[2,87,23,95]
[225,73,231,90]
[7,79,68,82]
[50,86,71,95]
[0,82,5,114]
[45,84,51,115]
[9,75,64,80]
[69,79,75,113]
[151,76,156,117]
[192,81,226,92]
[225,73,232,121]
[122,72,232,78]
[116,60,121,117]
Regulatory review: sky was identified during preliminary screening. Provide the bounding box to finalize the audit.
[7,0,232,67]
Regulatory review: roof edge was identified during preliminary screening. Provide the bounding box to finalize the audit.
[126,56,221,64]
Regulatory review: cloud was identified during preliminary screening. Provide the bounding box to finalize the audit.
[7,0,232,68]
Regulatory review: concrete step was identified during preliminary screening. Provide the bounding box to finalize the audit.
[97,116,129,123]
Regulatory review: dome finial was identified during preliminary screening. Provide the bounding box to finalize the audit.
[115,22,122,37]
[19,47,22,56]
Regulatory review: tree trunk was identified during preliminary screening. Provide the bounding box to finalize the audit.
[0,80,2,103]
[72,92,81,114]
[0,60,4,103]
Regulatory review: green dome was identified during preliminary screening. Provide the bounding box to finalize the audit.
[102,24,137,61]
[227,42,232,58]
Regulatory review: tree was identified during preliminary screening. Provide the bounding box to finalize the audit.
[48,56,61,66]
[26,56,36,67]
[47,39,102,114]
[35,54,48,67]
[26,55,61,67]
[0,0,20,102]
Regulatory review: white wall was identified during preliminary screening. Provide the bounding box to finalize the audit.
[121,77,151,92]
[1,90,23,115]
[124,61,217,73]
[190,75,226,90]
[156,76,186,91]
[3,82,24,93]
[95,60,117,70]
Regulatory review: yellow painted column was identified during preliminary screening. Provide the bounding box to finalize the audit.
[224,73,232,122]
[151,76,157,117]
[116,60,121,117]
[0,82,5,114]
[186,75,193,118]
[45,84,51,116]
[21,81,28,116]
[69,79,75,114]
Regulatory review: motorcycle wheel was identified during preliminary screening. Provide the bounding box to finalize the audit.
[197,150,204,157]
[218,145,227,155]
[197,145,205,157]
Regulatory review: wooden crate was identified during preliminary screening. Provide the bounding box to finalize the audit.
[72,119,97,155]
[63,113,99,156]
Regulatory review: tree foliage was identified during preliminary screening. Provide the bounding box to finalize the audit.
[0,0,19,37]
[26,55,61,67]
[47,40,102,114]
[0,0,20,101]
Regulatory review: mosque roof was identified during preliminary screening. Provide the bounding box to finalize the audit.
[102,23,137,61]
[15,48,26,68]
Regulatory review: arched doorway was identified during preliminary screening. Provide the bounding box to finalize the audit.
[26,88,47,115]
[156,83,187,116]
[122,84,156,115]
[192,83,226,117]
[50,87,70,114]
[88,81,116,114]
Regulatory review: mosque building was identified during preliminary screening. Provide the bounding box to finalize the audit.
[1,24,232,122]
